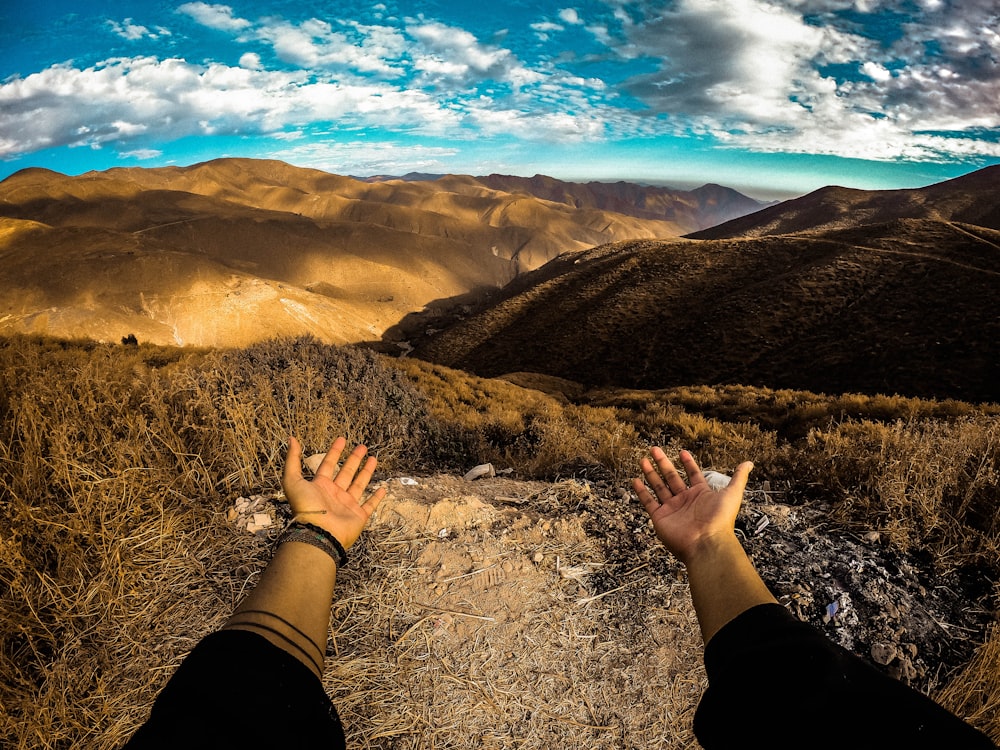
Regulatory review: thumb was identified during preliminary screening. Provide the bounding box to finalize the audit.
[726,460,754,496]
[282,435,304,489]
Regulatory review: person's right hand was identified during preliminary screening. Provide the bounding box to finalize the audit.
[632,447,753,565]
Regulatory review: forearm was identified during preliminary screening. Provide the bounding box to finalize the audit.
[684,533,776,644]
[223,541,338,679]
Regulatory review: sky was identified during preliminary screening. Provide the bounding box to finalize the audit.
[1,0,998,199]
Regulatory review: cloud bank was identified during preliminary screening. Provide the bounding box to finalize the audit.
[616,0,1000,160]
[1,0,997,165]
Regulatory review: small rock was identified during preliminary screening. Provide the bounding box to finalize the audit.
[863,531,881,544]
[532,552,544,563]
[891,657,918,682]
[226,507,239,522]
[304,454,325,474]
[252,513,272,528]
[871,642,896,665]
[398,477,419,486]
[463,463,495,481]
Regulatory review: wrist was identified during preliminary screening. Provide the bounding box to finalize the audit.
[276,522,348,568]
[679,531,743,567]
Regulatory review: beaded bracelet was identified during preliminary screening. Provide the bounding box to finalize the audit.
[276,521,349,568]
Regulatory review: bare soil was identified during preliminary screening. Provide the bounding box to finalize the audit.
[230,469,994,748]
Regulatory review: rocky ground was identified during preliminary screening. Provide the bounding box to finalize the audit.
[578,474,995,694]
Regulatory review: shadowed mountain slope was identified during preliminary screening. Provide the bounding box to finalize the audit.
[690,165,1000,239]
[413,219,1000,402]
[0,158,704,346]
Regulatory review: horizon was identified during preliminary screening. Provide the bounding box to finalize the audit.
[3,1,999,201]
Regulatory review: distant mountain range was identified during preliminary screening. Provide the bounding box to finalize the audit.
[414,166,1000,402]
[364,171,771,227]
[3,158,997,401]
[0,158,763,347]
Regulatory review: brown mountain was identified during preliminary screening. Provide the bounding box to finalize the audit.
[689,165,1000,239]
[0,158,703,346]
[472,174,771,233]
[413,219,1000,402]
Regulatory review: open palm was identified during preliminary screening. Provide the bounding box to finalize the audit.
[632,447,753,564]
[282,436,386,549]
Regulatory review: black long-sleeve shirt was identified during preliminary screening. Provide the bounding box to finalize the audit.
[122,629,346,749]
[695,603,995,748]
[124,605,995,748]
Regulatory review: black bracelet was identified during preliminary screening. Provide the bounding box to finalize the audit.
[278,521,349,568]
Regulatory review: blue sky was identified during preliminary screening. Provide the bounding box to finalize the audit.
[1,0,998,198]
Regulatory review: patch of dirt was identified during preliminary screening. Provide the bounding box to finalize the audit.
[227,472,994,748]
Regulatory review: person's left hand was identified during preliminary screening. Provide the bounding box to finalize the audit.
[282,435,386,549]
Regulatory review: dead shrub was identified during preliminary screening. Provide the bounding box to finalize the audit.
[935,623,1000,740]
[803,417,1000,564]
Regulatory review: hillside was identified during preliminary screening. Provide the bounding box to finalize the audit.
[413,219,1000,402]
[2,158,757,346]
[689,164,1000,239]
[2,335,998,748]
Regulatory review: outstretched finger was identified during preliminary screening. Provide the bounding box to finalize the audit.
[334,444,369,490]
[651,446,688,495]
[347,455,378,500]
[632,477,661,515]
[316,436,348,479]
[362,484,388,517]
[640,456,673,501]
[678,450,706,488]
[726,460,755,496]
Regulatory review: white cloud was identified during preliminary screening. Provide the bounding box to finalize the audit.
[269,140,459,175]
[176,3,251,32]
[407,21,544,89]
[120,148,163,159]
[239,52,262,70]
[861,61,891,82]
[531,21,564,40]
[408,22,511,78]
[559,8,583,25]
[0,57,459,158]
[253,18,406,76]
[107,19,158,40]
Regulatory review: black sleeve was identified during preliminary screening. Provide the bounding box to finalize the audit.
[122,629,346,750]
[694,603,996,750]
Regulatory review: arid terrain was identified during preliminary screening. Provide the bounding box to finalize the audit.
[688,165,1000,239]
[0,159,763,348]
[1,162,998,749]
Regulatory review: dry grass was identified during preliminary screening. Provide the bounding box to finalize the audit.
[936,623,1000,739]
[389,357,644,482]
[802,417,1000,562]
[1,334,997,748]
